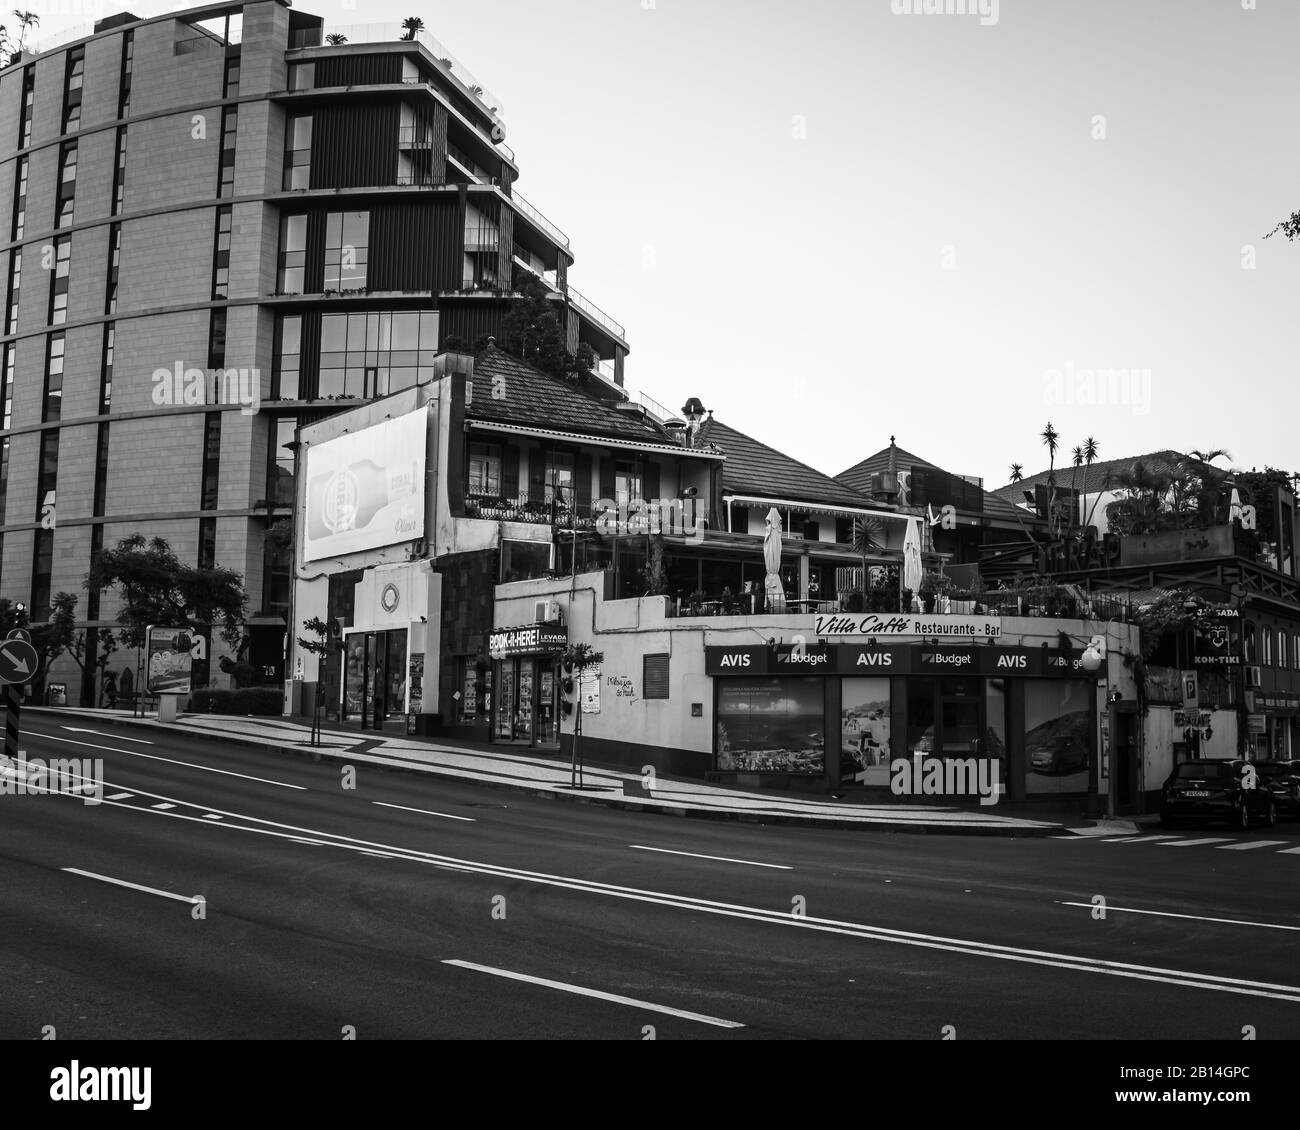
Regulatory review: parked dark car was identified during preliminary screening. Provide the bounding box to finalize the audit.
[1159,759,1276,830]
[1027,711,1091,775]
[1252,760,1300,818]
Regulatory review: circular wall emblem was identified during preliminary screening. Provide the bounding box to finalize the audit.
[322,470,360,534]
[381,583,401,613]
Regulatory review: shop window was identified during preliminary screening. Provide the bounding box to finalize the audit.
[1024,679,1092,795]
[500,539,551,583]
[716,677,824,774]
[643,655,670,699]
[840,677,891,786]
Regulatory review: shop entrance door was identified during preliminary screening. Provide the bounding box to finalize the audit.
[343,629,407,730]
[905,678,985,759]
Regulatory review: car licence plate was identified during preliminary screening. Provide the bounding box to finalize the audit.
[1184,790,1210,797]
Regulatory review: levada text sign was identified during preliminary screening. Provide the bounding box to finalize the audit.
[489,625,567,659]
[813,614,1002,639]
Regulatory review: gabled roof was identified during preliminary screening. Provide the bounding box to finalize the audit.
[990,449,1210,502]
[698,417,871,509]
[837,443,1027,521]
[468,346,673,446]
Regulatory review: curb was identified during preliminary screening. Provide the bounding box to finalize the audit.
[27,709,1069,838]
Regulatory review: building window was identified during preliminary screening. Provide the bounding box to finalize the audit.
[283,113,312,190]
[1263,629,1273,667]
[1,342,14,430]
[212,205,233,298]
[11,155,28,240]
[44,333,66,422]
[209,308,227,371]
[198,516,216,570]
[118,30,134,118]
[544,451,575,506]
[462,201,501,288]
[324,211,369,290]
[218,107,238,197]
[644,654,670,699]
[289,61,314,90]
[111,127,128,214]
[92,422,110,517]
[100,323,114,412]
[4,251,19,336]
[614,460,642,508]
[268,416,296,506]
[318,310,439,398]
[56,142,78,228]
[105,224,121,315]
[468,442,501,496]
[31,528,54,615]
[63,46,84,133]
[1279,631,1287,670]
[275,314,301,399]
[36,428,58,519]
[19,65,35,148]
[0,436,9,524]
[48,236,71,325]
[276,214,306,293]
[200,412,222,510]
[223,54,241,99]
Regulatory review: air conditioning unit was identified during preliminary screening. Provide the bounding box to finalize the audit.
[1245,665,1262,688]
[534,600,561,625]
[868,471,898,500]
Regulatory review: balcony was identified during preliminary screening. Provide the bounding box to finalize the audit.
[568,287,626,342]
[296,22,505,119]
[465,492,597,529]
[509,192,570,249]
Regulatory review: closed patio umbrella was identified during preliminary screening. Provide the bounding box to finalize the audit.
[903,517,923,600]
[763,507,786,613]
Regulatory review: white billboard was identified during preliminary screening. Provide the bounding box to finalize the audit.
[303,409,427,561]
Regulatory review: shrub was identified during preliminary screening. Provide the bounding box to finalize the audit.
[190,687,282,716]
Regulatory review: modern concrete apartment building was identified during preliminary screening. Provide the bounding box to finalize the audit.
[0,1,628,703]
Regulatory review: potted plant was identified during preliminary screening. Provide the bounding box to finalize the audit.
[688,589,706,616]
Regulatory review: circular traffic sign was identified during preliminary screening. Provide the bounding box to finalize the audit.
[6,628,31,644]
[0,638,40,685]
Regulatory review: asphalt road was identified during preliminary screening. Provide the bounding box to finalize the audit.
[3,716,1299,1040]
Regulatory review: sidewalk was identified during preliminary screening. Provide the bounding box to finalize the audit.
[27,705,1121,837]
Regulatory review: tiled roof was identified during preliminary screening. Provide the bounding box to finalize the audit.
[468,346,673,445]
[989,449,1204,502]
[837,443,1027,521]
[698,417,872,509]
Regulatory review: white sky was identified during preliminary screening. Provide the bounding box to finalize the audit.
[33,0,1300,488]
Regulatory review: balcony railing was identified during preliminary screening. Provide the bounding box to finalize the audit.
[509,192,570,249]
[465,493,597,529]
[568,287,626,341]
[297,23,505,118]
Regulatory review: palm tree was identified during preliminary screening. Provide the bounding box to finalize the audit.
[1069,445,1083,534]
[1006,463,1040,556]
[1107,459,1175,535]
[1040,422,1060,536]
[1079,437,1100,531]
[400,16,425,41]
[0,9,38,64]
[1181,448,1234,530]
[325,32,349,45]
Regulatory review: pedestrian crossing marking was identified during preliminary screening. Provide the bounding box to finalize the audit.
[1217,840,1289,851]
[151,802,176,810]
[1101,834,1181,843]
[106,792,132,800]
[1158,837,1234,847]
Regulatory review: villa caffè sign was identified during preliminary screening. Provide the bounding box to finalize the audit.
[812,613,1002,639]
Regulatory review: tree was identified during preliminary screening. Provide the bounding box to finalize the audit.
[0,10,39,66]
[1080,436,1102,531]
[1040,421,1060,537]
[1069,445,1083,533]
[87,535,247,651]
[1105,459,1174,536]
[28,592,117,704]
[498,274,592,383]
[1264,210,1300,241]
[1005,463,1040,556]
[324,32,348,45]
[400,16,425,40]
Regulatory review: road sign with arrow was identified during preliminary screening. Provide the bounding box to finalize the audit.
[0,638,39,686]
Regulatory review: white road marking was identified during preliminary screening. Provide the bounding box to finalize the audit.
[76,785,1300,1004]
[33,732,307,790]
[1158,838,1235,847]
[106,792,133,800]
[1279,847,1300,855]
[1217,840,1289,851]
[151,802,176,810]
[1100,834,1182,843]
[202,814,222,821]
[59,726,153,744]
[62,868,201,905]
[443,959,745,1028]
[1061,901,1300,932]
[629,845,792,870]
[358,851,395,859]
[371,801,476,822]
